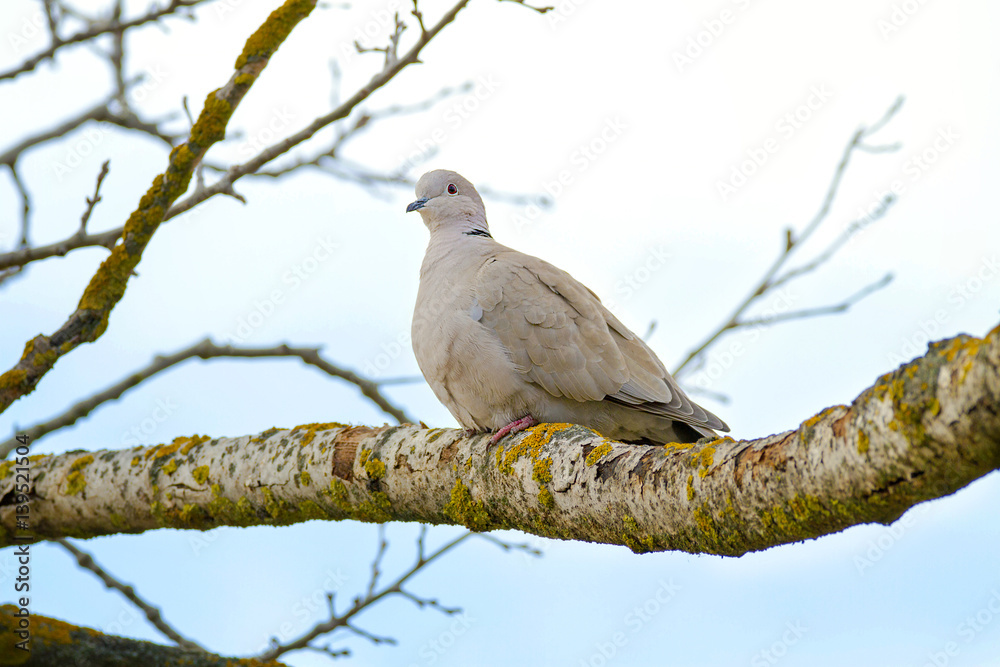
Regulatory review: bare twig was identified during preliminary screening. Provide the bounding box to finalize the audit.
[79,161,111,233]
[499,0,555,13]
[0,0,213,82]
[367,525,388,598]
[0,1,319,415]
[259,530,473,661]
[0,0,477,271]
[0,338,413,458]
[56,538,205,651]
[736,273,893,328]
[673,96,905,378]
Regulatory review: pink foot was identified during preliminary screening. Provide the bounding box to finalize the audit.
[489,415,538,444]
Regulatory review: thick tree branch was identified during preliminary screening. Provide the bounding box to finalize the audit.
[0,604,285,667]
[2,326,998,554]
[0,0,318,415]
[0,338,413,458]
[55,538,204,650]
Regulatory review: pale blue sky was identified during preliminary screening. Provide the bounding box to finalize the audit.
[1,1,999,665]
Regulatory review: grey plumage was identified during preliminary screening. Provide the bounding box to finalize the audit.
[408,169,729,445]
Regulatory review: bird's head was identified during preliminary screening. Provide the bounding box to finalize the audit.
[407,170,489,235]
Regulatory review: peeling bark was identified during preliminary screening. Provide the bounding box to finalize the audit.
[1,328,998,555]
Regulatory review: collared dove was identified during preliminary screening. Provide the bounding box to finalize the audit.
[407,169,729,445]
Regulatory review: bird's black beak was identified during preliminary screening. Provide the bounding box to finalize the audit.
[406,197,428,213]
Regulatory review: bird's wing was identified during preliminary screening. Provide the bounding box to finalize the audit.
[474,249,728,431]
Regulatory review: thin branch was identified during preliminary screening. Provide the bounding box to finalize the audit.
[0,0,213,83]
[79,161,111,233]
[735,273,893,328]
[0,338,413,458]
[392,587,461,614]
[0,0,476,271]
[259,531,473,660]
[55,538,205,651]
[8,165,31,247]
[0,0,320,416]
[0,84,174,169]
[473,533,544,558]
[366,525,388,598]
[498,0,555,13]
[673,96,905,377]
[251,83,473,178]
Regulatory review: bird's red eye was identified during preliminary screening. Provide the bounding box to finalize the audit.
[447,184,458,195]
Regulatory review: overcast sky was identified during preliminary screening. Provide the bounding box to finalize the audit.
[1,0,999,665]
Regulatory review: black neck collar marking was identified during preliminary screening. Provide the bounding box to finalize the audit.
[464,229,492,238]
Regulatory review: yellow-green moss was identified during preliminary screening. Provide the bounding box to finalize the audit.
[188,94,232,148]
[64,470,86,496]
[0,368,28,391]
[295,422,346,446]
[585,442,613,466]
[192,465,210,484]
[261,487,282,519]
[299,470,312,486]
[497,423,574,475]
[130,456,141,467]
[145,440,181,460]
[234,0,317,69]
[363,455,386,480]
[442,479,491,532]
[538,485,555,510]
[942,336,981,362]
[857,430,870,454]
[686,474,695,501]
[180,434,211,455]
[532,457,553,484]
[69,454,94,471]
[160,458,178,476]
[621,514,655,553]
[327,480,352,513]
[691,445,717,478]
[298,499,326,520]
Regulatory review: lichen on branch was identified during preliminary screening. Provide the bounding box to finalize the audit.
[0,0,319,416]
[2,326,997,554]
